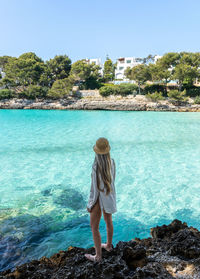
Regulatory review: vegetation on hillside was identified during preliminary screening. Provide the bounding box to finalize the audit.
[0,51,200,102]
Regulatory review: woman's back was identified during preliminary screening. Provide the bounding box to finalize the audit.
[85,137,116,262]
[92,158,117,214]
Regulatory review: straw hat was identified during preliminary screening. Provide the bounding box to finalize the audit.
[93,137,111,154]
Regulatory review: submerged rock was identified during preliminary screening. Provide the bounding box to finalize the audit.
[53,188,85,210]
[1,219,200,278]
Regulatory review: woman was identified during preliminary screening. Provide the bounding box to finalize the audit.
[85,137,117,262]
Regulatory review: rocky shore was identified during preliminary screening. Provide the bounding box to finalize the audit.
[1,220,200,279]
[0,95,200,111]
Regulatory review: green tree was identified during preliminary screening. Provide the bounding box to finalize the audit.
[0,77,16,89]
[103,57,115,82]
[0,89,15,99]
[70,59,92,81]
[143,54,155,64]
[148,63,171,93]
[173,64,199,90]
[70,59,100,88]
[158,52,180,69]
[0,56,13,71]
[46,55,71,84]
[47,76,74,99]
[4,52,45,87]
[125,64,151,94]
[18,85,48,99]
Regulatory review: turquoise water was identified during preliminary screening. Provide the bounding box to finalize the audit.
[0,110,200,271]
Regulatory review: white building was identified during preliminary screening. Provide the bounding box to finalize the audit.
[86,58,103,76]
[115,57,141,80]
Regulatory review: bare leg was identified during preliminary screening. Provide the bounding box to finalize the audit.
[88,198,102,259]
[102,209,113,250]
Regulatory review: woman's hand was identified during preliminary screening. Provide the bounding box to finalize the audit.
[87,207,92,213]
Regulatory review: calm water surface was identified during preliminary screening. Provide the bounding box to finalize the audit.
[0,110,200,271]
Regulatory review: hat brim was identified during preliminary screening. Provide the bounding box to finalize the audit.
[93,145,111,154]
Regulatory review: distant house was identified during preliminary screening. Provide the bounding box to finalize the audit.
[115,57,141,80]
[86,58,103,76]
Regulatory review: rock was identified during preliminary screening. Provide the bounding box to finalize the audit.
[1,219,200,278]
[122,245,147,269]
[1,97,200,111]
[168,227,200,259]
[150,219,188,239]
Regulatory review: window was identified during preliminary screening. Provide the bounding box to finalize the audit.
[119,67,124,70]
[126,60,131,63]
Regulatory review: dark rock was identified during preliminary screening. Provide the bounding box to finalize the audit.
[168,227,200,259]
[122,245,147,269]
[150,219,188,239]
[1,219,200,278]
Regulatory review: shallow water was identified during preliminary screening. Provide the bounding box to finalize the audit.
[0,110,200,271]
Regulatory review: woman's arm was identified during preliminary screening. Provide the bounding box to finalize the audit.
[87,165,99,211]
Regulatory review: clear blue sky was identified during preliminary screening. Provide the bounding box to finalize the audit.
[1,0,200,62]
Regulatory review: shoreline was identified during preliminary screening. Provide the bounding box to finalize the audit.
[1,219,200,278]
[0,96,200,112]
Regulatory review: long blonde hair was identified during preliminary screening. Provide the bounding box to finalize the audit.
[95,152,112,195]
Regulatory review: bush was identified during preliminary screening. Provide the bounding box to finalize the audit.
[184,86,200,97]
[117,83,138,96]
[167,90,189,105]
[83,77,103,90]
[194,96,200,104]
[146,91,164,102]
[99,85,115,97]
[18,85,48,99]
[144,84,166,95]
[0,89,15,99]
[99,83,138,97]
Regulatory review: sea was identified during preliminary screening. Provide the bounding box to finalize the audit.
[0,109,200,271]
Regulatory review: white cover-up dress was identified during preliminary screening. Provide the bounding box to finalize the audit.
[87,158,117,214]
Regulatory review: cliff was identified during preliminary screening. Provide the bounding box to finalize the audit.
[1,220,200,279]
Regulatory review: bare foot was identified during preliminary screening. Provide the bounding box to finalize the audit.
[101,243,113,252]
[84,253,102,262]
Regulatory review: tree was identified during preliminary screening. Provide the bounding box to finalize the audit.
[103,57,115,82]
[70,59,91,81]
[70,59,101,89]
[0,56,13,71]
[47,76,75,99]
[0,77,16,89]
[148,63,171,94]
[125,64,151,94]
[46,55,71,84]
[143,54,155,64]
[158,52,180,69]
[4,52,45,87]
[173,63,199,90]
[19,85,48,99]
